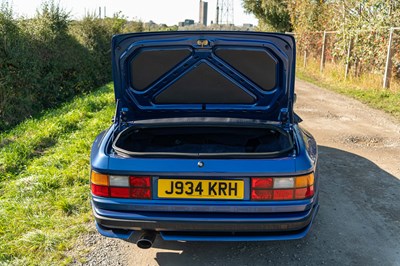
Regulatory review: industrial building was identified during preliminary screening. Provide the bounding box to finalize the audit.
[199,0,208,26]
[178,19,195,27]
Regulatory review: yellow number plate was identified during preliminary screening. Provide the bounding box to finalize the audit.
[158,179,244,199]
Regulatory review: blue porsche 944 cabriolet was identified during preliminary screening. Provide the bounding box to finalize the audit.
[90,31,319,249]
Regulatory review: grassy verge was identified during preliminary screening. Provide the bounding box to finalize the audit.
[296,58,400,120]
[0,83,115,265]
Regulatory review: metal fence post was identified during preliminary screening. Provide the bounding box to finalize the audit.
[383,27,394,88]
[320,31,327,72]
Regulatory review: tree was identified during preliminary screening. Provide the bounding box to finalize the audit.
[242,0,292,32]
[287,0,329,33]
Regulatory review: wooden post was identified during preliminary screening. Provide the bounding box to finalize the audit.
[320,31,327,72]
[345,37,353,80]
[303,50,307,68]
[383,28,394,88]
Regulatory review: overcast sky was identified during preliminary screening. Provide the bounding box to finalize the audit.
[9,0,258,26]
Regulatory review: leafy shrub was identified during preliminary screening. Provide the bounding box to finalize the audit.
[0,1,142,130]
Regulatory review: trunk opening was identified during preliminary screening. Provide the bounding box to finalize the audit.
[112,123,293,158]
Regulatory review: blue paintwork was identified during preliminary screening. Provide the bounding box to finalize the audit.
[94,205,319,242]
[159,229,310,241]
[91,31,319,244]
[92,195,316,213]
[95,222,135,240]
[160,205,319,242]
[94,205,313,221]
[111,31,296,123]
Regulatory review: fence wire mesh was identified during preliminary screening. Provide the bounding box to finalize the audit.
[291,28,400,88]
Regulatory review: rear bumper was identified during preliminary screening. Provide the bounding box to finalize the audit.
[93,202,319,241]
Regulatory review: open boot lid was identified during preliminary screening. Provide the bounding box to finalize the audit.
[112,31,296,126]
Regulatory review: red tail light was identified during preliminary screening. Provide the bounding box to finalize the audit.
[131,188,151,199]
[251,173,314,201]
[273,189,294,200]
[251,178,273,188]
[110,187,130,198]
[251,189,273,200]
[91,184,109,197]
[91,171,314,201]
[130,176,151,187]
[130,176,151,199]
[91,171,151,199]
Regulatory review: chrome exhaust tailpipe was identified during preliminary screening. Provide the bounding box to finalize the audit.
[136,231,156,249]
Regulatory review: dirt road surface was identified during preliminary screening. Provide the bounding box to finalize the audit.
[72,79,400,266]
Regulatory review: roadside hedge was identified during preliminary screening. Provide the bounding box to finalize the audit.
[0,2,142,130]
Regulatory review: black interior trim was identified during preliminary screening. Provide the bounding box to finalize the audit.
[215,48,278,91]
[155,63,255,104]
[130,48,192,91]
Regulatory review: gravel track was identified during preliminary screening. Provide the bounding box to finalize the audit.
[71,79,400,266]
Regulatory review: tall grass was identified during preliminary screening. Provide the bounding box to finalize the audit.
[0,83,115,265]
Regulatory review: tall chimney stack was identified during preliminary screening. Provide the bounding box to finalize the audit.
[216,0,220,24]
[199,0,208,26]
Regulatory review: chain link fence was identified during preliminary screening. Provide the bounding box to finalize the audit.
[288,27,400,89]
